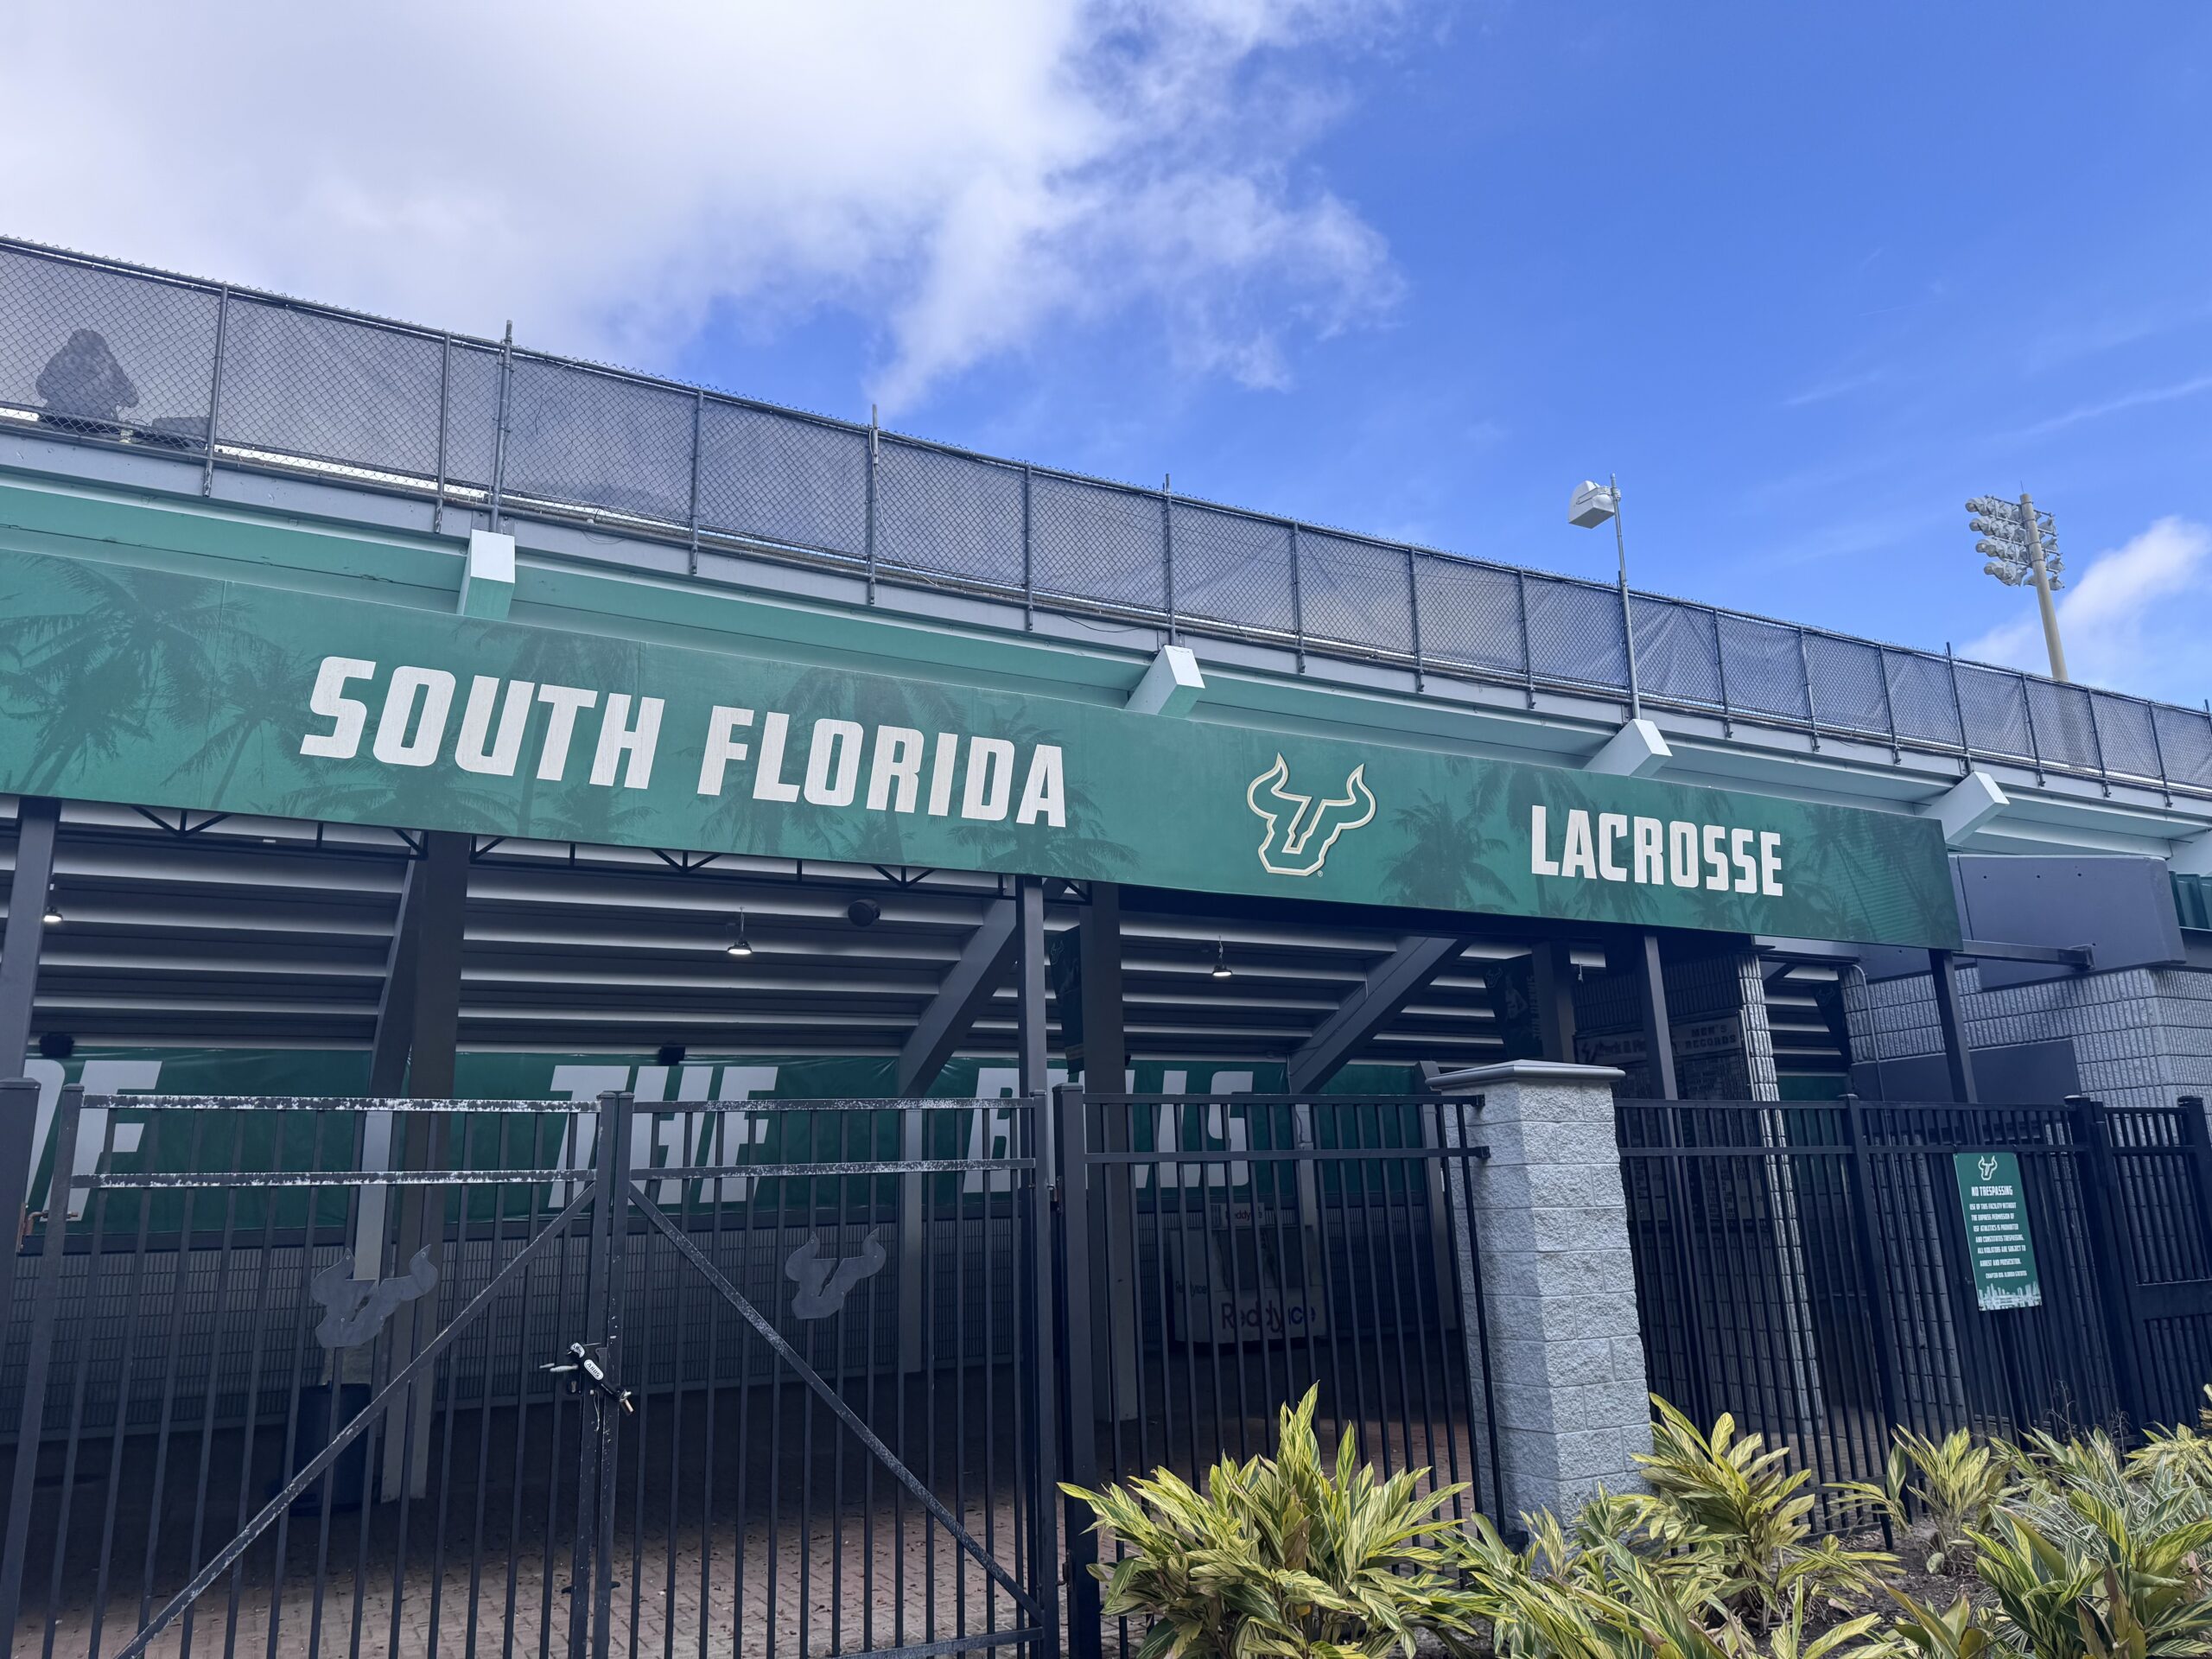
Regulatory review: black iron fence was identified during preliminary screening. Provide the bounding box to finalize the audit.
[0,1088,1058,1659]
[0,1085,1498,1658]
[3,235,2209,801]
[1617,1094,2212,1524]
[1049,1090,1500,1659]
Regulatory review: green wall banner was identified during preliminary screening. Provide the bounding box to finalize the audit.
[0,549,1960,944]
[1952,1150,2044,1312]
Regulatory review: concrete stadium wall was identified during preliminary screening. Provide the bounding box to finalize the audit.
[1842,962,2212,1113]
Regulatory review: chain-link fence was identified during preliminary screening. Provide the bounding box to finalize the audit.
[4,235,2209,801]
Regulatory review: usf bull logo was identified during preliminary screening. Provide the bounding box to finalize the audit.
[786,1229,887,1319]
[309,1249,439,1350]
[1245,755,1376,878]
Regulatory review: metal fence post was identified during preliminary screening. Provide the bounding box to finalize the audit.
[1055,1084,1101,1659]
[432,334,452,536]
[1022,464,1035,632]
[2176,1096,2212,1282]
[1945,645,1973,772]
[686,388,704,577]
[200,286,231,496]
[1796,626,1822,752]
[1514,569,1535,709]
[1840,1096,1906,1466]
[1289,523,1306,673]
[1027,1091,1063,1659]
[2084,691,2112,797]
[1875,645,1900,762]
[2018,671,2046,785]
[1713,612,1735,737]
[573,1089,632,1659]
[865,405,880,605]
[2066,1095,2149,1433]
[1160,475,1177,646]
[489,321,514,532]
[2148,699,2174,805]
[1406,549,1426,693]
[0,1084,83,1640]
[1618,572,1641,719]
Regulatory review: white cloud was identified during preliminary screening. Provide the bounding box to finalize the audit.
[2005,373,2212,442]
[1962,516,2211,701]
[0,0,1408,413]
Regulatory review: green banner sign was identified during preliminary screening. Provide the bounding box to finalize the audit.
[0,549,1959,944]
[1953,1150,2043,1312]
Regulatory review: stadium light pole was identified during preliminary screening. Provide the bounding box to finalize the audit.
[1967,492,2069,681]
[1570,476,1641,719]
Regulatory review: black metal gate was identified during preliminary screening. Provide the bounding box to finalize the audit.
[1617,1092,2212,1522]
[0,1087,1057,1659]
[1048,1090,1501,1659]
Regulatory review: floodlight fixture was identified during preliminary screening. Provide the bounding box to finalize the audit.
[1966,492,2069,681]
[1568,480,1619,528]
[724,911,753,958]
[1210,939,1234,982]
[41,888,62,926]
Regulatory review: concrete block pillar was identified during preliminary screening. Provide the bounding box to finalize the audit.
[1429,1059,1650,1521]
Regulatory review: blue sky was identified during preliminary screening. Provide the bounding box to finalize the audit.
[8,2,2209,700]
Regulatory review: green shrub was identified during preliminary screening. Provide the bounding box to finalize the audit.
[1060,1388,1483,1659]
[1452,1512,1738,1659]
[1626,1397,1891,1627]
[2130,1388,2212,1499]
[1887,1433,2212,1659]
[1835,1427,2017,1574]
[1967,1504,2211,1659]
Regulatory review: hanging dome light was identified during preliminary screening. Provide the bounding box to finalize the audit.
[724,910,753,958]
[1210,938,1233,981]
[41,887,62,926]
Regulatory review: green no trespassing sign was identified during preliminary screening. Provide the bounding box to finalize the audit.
[1954,1151,2044,1312]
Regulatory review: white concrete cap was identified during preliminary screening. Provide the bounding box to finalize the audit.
[1425,1059,1626,1090]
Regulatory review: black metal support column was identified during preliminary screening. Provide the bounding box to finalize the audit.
[381,830,470,1501]
[1532,938,1579,1064]
[1015,875,1047,1099]
[1929,948,1979,1104]
[365,867,425,1096]
[1637,931,1679,1100]
[1077,883,1125,1096]
[0,796,60,1086]
[1015,875,1061,1659]
[1079,883,1140,1421]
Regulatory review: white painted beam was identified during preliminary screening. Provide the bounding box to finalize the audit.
[1124,645,1204,716]
[1584,717,1671,778]
[1923,770,2007,847]
[459,528,516,620]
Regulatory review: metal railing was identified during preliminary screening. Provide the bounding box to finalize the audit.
[4,234,2209,802]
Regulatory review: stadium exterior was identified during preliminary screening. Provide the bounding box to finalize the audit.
[0,236,2208,1657]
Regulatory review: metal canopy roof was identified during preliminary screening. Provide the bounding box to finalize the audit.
[4,797,1837,1078]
